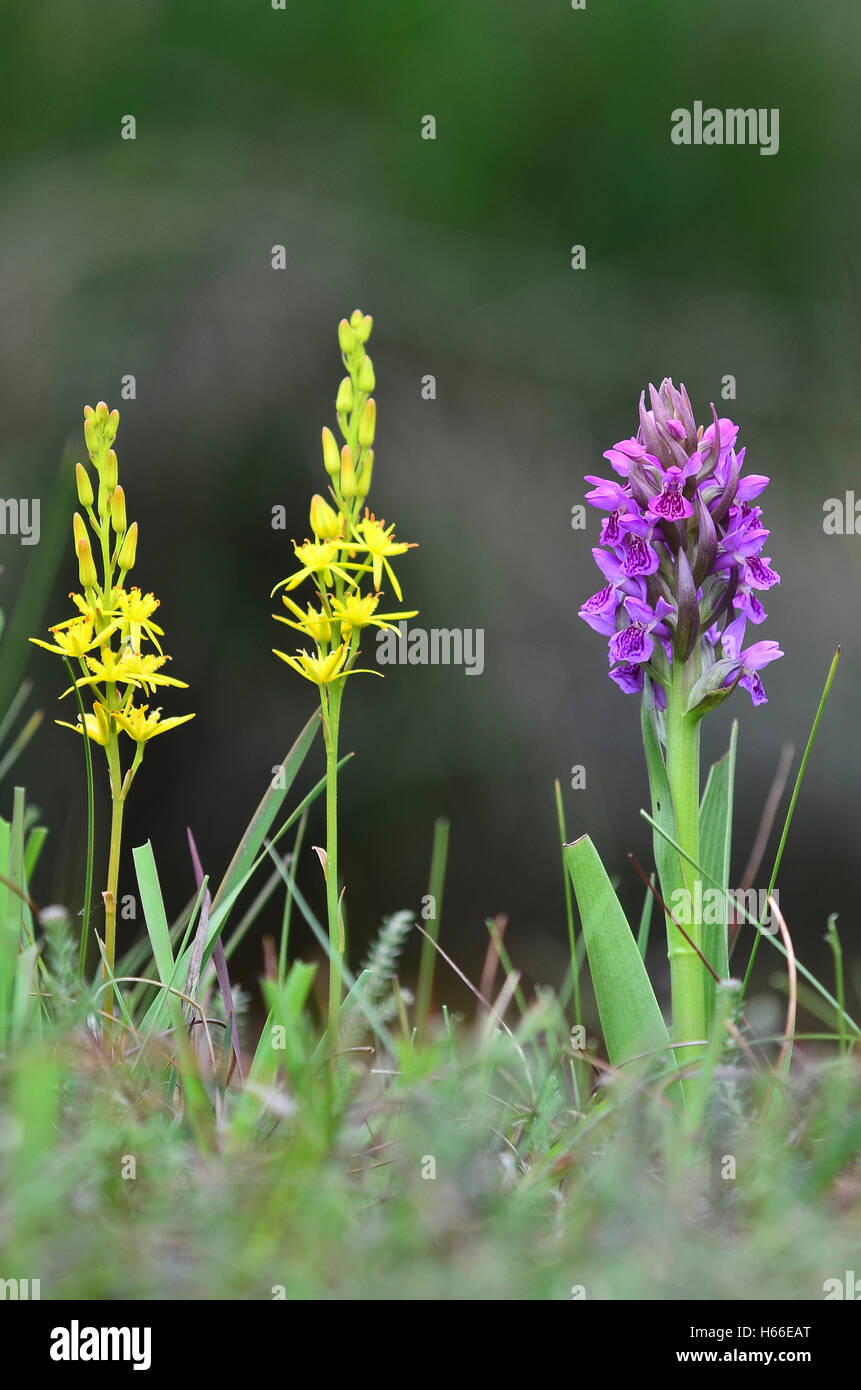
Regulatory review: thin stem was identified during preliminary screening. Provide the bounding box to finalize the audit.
[324,679,344,1048]
[63,657,95,979]
[665,659,706,1050]
[102,730,125,1026]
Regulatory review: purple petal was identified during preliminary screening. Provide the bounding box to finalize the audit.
[609,663,645,694]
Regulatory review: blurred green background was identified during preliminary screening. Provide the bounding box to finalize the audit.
[1,0,859,1010]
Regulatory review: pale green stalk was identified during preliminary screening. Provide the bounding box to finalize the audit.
[664,656,706,1052]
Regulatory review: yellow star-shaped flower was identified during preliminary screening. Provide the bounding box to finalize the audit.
[64,650,188,697]
[116,587,164,654]
[273,597,333,644]
[30,617,106,660]
[112,703,195,744]
[56,699,112,745]
[272,540,359,596]
[349,515,415,600]
[272,643,380,686]
[329,592,418,640]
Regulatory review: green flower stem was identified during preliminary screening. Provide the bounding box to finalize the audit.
[102,725,126,1027]
[323,678,344,1049]
[665,657,706,1053]
[63,657,95,980]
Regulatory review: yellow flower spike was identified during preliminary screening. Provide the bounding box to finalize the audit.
[111,484,127,535]
[274,596,332,644]
[104,448,118,491]
[358,398,376,448]
[273,538,358,595]
[75,462,94,509]
[357,357,375,394]
[330,591,418,641]
[350,513,416,601]
[335,377,353,415]
[56,699,112,746]
[310,493,341,540]
[340,445,359,498]
[112,703,196,745]
[117,520,138,574]
[322,426,341,479]
[272,643,380,687]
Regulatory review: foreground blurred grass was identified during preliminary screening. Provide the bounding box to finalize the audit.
[2,977,859,1300]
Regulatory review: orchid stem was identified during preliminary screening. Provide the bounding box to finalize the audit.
[665,658,706,1055]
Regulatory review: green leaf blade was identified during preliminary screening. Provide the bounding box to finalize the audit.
[564,834,670,1068]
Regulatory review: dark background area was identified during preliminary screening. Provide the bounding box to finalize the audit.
[1,1,859,1016]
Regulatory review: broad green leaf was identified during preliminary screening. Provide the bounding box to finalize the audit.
[698,721,737,1015]
[564,834,671,1068]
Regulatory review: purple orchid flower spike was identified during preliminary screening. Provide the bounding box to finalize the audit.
[579,378,782,714]
[574,379,784,1061]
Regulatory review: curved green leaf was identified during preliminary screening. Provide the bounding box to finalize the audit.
[564,834,670,1068]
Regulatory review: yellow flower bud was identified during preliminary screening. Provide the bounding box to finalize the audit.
[338,318,357,355]
[104,448,118,491]
[117,520,138,573]
[322,426,340,478]
[95,401,109,422]
[73,514,98,589]
[108,408,120,441]
[357,449,373,500]
[358,357,375,393]
[359,314,373,342]
[358,398,376,448]
[340,445,358,497]
[111,484,127,535]
[350,309,364,329]
[93,700,111,745]
[336,376,353,414]
[84,418,99,455]
[83,405,95,422]
[310,493,340,539]
[75,462,94,509]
